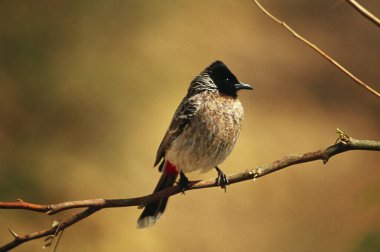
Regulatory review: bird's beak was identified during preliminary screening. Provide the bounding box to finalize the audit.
[235,82,253,91]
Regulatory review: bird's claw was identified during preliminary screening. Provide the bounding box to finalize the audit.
[178,171,190,194]
[215,167,229,192]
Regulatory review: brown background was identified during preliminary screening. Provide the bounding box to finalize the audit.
[0,1,379,251]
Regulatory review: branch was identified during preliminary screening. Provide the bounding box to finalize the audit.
[251,0,380,100]
[346,0,380,28]
[0,208,99,251]
[1,129,379,250]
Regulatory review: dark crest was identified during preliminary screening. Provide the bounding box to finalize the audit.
[188,61,252,98]
[207,61,251,98]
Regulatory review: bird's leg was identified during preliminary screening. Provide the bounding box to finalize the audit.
[215,166,229,192]
[178,170,190,194]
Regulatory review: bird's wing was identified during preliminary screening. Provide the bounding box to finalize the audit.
[154,96,200,167]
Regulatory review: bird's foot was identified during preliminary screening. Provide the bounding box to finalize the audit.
[178,171,190,194]
[215,166,229,192]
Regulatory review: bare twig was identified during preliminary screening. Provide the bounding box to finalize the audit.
[0,130,379,250]
[252,0,380,100]
[0,200,48,212]
[346,0,380,28]
[0,208,99,251]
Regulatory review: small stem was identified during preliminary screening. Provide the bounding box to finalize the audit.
[346,0,380,28]
[252,0,380,99]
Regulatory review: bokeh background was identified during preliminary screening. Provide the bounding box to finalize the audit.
[1,0,379,251]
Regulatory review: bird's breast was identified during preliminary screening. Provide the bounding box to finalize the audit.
[166,92,244,173]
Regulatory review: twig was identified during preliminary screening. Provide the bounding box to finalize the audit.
[346,0,380,28]
[0,200,48,212]
[252,0,380,100]
[0,130,379,250]
[0,208,99,251]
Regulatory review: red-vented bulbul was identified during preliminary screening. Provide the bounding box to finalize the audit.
[137,61,252,228]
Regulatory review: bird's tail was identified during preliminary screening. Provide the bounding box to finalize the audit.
[137,161,178,228]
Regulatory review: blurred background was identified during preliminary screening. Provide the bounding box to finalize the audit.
[0,0,379,251]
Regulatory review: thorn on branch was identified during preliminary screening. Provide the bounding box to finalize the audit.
[8,229,19,239]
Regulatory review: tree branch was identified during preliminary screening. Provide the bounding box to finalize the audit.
[0,208,99,251]
[251,0,380,100]
[346,0,380,28]
[0,129,379,250]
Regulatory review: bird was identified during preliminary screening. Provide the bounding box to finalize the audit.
[137,60,252,228]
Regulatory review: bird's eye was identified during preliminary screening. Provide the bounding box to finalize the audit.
[226,78,229,81]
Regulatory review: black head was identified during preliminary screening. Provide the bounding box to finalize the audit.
[206,60,253,98]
